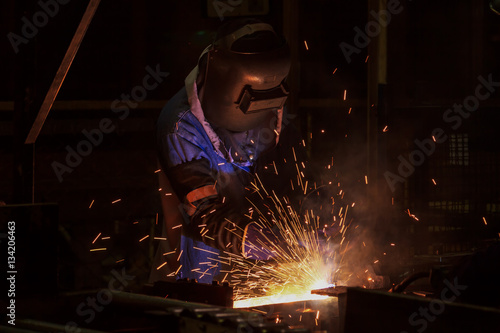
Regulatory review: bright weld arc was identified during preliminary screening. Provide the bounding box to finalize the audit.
[229,180,347,308]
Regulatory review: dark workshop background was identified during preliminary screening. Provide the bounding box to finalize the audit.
[1,0,500,293]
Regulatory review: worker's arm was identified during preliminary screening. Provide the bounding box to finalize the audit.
[165,156,253,255]
[160,129,265,256]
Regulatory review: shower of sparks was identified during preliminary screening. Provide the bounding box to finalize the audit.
[216,172,354,308]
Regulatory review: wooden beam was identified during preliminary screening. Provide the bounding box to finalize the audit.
[25,0,101,144]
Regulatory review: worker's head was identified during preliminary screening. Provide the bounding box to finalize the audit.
[197,18,291,132]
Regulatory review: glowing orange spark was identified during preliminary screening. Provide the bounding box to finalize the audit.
[383,125,388,132]
[89,199,94,209]
[139,235,149,242]
[483,217,488,225]
[112,199,121,204]
[432,179,437,185]
[157,262,167,270]
[332,68,338,75]
[92,232,101,244]
[154,237,167,240]
[343,90,347,101]
[90,248,106,252]
[171,224,182,229]
[154,168,161,173]
[101,236,110,240]
[304,40,309,50]
[177,249,183,261]
[115,259,124,263]
[193,247,219,255]
[365,55,370,63]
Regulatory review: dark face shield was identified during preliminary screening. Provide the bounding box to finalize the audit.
[237,82,289,114]
[201,32,291,132]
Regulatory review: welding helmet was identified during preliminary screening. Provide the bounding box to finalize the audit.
[198,19,291,132]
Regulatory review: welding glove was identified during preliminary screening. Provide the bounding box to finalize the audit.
[242,222,285,260]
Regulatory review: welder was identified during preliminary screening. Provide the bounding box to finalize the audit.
[150,19,308,284]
